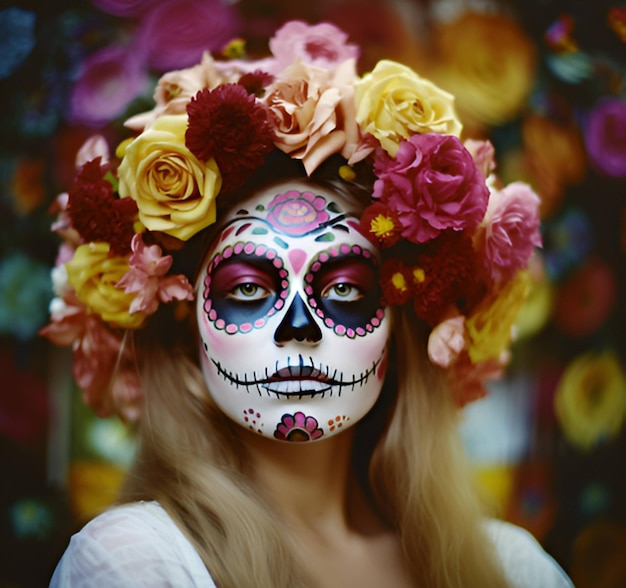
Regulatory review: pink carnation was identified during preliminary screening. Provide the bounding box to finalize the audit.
[136,0,240,71]
[117,234,194,315]
[482,182,542,283]
[373,134,490,243]
[269,20,359,72]
[69,45,148,127]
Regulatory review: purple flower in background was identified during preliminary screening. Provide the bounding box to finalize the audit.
[136,0,241,71]
[585,98,626,178]
[90,0,153,18]
[69,45,149,127]
[0,7,36,79]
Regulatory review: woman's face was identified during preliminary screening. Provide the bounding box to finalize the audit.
[196,180,390,443]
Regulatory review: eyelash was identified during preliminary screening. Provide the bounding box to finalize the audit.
[321,281,364,302]
[227,281,273,302]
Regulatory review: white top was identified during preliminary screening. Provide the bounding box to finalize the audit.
[50,501,573,587]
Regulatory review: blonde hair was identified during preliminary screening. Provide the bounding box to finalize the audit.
[119,160,510,587]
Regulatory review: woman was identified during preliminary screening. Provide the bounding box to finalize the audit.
[45,20,572,588]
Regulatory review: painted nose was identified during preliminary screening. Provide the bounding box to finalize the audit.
[274,293,322,344]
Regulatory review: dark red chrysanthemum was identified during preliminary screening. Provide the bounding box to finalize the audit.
[238,70,274,97]
[67,158,138,256]
[185,83,275,193]
[379,258,412,306]
[410,231,483,326]
[360,202,401,248]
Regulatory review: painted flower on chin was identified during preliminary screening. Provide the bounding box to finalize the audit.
[118,114,222,241]
[274,412,324,442]
[264,190,330,236]
[373,134,489,244]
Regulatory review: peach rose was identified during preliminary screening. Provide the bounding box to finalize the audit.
[263,59,360,174]
[118,114,221,241]
[65,242,146,329]
[431,12,536,129]
[354,59,462,157]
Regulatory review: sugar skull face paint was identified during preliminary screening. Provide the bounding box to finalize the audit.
[196,180,390,443]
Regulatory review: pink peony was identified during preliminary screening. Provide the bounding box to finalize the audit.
[117,234,194,315]
[269,20,359,72]
[585,97,626,178]
[69,45,149,127]
[482,182,542,283]
[135,0,241,72]
[373,134,490,243]
[264,59,359,174]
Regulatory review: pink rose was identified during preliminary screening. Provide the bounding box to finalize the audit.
[136,0,240,71]
[585,98,626,178]
[269,20,359,72]
[464,138,496,178]
[482,182,542,283]
[70,45,148,127]
[264,59,359,174]
[373,134,489,243]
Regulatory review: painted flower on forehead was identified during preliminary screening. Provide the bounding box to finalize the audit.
[373,133,489,244]
[265,190,331,236]
[118,114,221,241]
[269,20,359,71]
[355,60,462,157]
[185,83,275,193]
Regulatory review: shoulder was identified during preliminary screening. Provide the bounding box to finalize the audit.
[50,501,216,588]
[484,519,574,588]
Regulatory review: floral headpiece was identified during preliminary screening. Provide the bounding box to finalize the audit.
[41,20,541,420]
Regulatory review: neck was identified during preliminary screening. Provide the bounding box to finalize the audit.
[240,427,375,536]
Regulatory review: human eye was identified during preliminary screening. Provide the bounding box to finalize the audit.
[228,281,272,302]
[321,281,364,302]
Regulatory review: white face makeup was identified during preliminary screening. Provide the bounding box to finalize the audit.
[196,180,390,443]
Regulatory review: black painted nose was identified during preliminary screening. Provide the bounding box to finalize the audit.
[274,293,322,344]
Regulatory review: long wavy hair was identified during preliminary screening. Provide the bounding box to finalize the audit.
[118,153,511,587]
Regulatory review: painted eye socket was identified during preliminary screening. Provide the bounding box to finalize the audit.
[321,282,364,302]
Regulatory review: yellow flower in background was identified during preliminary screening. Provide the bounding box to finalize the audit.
[354,59,462,156]
[514,255,554,340]
[466,270,530,364]
[430,11,536,130]
[118,114,221,241]
[555,351,626,451]
[66,242,145,329]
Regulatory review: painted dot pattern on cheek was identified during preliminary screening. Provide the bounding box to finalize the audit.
[202,242,290,334]
[243,408,264,435]
[304,244,385,338]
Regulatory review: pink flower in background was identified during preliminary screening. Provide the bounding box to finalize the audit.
[117,234,194,315]
[91,0,152,17]
[464,138,496,178]
[269,20,360,72]
[585,97,626,178]
[482,181,542,283]
[75,135,110,167]
[70,45,149,127]
[136,0,241,71]
[374,134,489,243]
[427,315,466,368]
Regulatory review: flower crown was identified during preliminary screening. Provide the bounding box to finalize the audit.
[40,20,541,420]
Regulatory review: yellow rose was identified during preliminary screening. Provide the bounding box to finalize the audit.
[555,351,626,451]
[354,60,462,156]
[465,270,530,364]
[66,242,145,329]
[430,12,536,129]
[118,114,222,241]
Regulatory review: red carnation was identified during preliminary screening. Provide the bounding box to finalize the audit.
[67,158,138,256]
[238,70,274,97]
[411,232,482,326]
[185,83,275,193]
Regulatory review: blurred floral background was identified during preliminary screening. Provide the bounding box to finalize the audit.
[1,0,625,586]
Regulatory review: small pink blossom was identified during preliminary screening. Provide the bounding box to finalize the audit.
[117,234,194,315]
[373,134,490,243]
[427,315,466,368]
[75,135,110,167]
[39,292,88,347]
[482,181,542,283]
[269,20,359,72]
[69,45,149,127]
[135,0,240,72]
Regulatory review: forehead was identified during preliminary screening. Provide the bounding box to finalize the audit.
[210,181,372,253]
